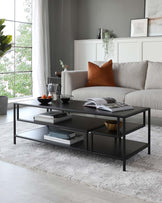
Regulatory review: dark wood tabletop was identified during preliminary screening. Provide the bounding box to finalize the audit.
[14,99,150,118]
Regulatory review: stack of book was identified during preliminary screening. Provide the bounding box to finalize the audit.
[33,110,71,124]
[44,129,83,145]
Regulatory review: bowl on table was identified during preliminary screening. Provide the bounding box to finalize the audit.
[105,120,123,131]
[37,97,52,105]
[60,95,72,104]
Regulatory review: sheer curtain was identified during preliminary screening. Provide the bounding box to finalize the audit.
[32,0,51,97]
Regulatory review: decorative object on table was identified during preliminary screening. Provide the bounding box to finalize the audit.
[86,60,116,87]
[145,0,162,36]
[55,71,61,77]
[60,94,72,104]
[102,29,116,60]
[97,28,103,39]
[37,95,52,105]
[130,18,148,37]
[0,19,12,115]
[59,59,70,71]
[47,77,61,99]
[47,83,58,101]
[105,120,123,131]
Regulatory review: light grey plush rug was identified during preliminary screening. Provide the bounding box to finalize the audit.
[1,121,162,203]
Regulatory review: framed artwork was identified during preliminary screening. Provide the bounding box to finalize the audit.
[145,0,162,36]
[130,18,148,37]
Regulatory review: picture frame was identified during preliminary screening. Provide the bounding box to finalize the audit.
[145,0,162,36]
[130,18,148,37]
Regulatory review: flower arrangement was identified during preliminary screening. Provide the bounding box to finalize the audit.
[59,59,69,70]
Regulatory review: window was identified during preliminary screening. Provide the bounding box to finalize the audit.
[0,0,32,98]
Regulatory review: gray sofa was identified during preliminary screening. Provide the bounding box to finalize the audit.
[61,61,162,118]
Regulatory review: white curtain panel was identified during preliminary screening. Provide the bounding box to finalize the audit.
[32,0,51,97]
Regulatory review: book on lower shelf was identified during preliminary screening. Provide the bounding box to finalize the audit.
[44,130,83,145]
[84,97,134,112]
[33,110,71,123]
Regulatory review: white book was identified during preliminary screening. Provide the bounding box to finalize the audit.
[84,98,133,112]
[35,111,65,118]
[34,111,67,120]
[44,134,83,145]
[34,115,72,124]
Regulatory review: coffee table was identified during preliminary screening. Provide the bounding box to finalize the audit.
[13,99,151,171]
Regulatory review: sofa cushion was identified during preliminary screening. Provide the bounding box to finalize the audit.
[72,86,135,103]
[94,61,148,90]
[113,61,148,90]
[86,60,115,87]
[125,89,162,110]
[145,61,162,89]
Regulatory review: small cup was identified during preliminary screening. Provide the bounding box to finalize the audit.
[60,95,71,104]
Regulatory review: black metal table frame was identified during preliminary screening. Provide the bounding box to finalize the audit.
[88,109,151,171]
[13,101,151,172]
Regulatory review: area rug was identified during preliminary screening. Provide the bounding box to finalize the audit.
[1,121,162,203]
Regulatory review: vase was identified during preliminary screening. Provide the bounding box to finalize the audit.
[64,68,68,71]
[0,96,8,115]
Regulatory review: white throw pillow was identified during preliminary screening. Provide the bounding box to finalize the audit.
[113,61,148,89]
[145,61,162,89]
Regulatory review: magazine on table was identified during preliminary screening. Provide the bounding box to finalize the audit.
[83,97,133,112]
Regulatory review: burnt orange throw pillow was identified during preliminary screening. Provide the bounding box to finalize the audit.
[86,60,116,87]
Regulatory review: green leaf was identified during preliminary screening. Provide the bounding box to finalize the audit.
[0,50,4,57]
[0,36,6,42]
[0,25,5,32]
[2,35,12,44]
[0,19,12,58]
[0,19,5,26]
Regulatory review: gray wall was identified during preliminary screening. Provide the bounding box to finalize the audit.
[78,0,145,39]
[49,0,145,73]
[49,0,78,75]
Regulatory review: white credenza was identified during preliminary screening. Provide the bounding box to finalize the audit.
[74,37,162,70]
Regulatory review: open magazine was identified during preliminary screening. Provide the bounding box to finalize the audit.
[83,98,134,112]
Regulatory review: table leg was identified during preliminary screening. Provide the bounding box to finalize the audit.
[143,111,146,126]
[148,109,151,154]
[85,131,89,151]
[13,104,16,145]
[122,118,126,171]
[116,117,120,153]
[17,104,19,120]
[90,132,93,152]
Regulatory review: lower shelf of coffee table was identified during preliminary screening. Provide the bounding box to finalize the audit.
[16,126,148,160]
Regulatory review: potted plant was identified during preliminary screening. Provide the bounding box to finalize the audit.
[102,29,116,60]
[0,19,12,115]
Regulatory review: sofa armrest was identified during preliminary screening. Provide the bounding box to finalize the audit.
[61,71,88,95]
